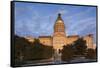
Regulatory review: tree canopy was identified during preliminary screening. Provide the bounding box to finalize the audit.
[72,38,87,55]
[14,35,54,63]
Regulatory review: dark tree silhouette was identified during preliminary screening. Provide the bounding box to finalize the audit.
[14,35,54,63]
[31,39,54,60]
[85,48,96,59]
[73,38,87,55]
[61,44,74,62]
[15,35,31,61]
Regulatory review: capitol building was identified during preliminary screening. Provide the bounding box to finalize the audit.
[25,13,95,52]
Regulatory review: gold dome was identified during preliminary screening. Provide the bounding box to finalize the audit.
[54,13,65,33]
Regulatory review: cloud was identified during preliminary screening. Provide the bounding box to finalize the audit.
[56,7,68,15]
[65,7,95,20]
[69,17,96,31]
[15,6,55,37]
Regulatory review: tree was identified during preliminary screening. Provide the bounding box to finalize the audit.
[73,38,87,55]
[31,39,54,60]
[14,35,54,63]
[85,48,96,59]
[14,35,33,66]
[61,45,74,62]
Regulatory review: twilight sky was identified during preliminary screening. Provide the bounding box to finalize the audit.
[14,2,97,43]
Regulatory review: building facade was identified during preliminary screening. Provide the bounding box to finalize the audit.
[25,13,95,52]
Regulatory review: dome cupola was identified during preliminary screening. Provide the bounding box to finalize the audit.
[54,13,65,33]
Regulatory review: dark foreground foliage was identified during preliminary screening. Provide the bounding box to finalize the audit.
[14,35,54,65]
[61,45,74,62]
[61,38,96,62]
[85,48,97,59]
